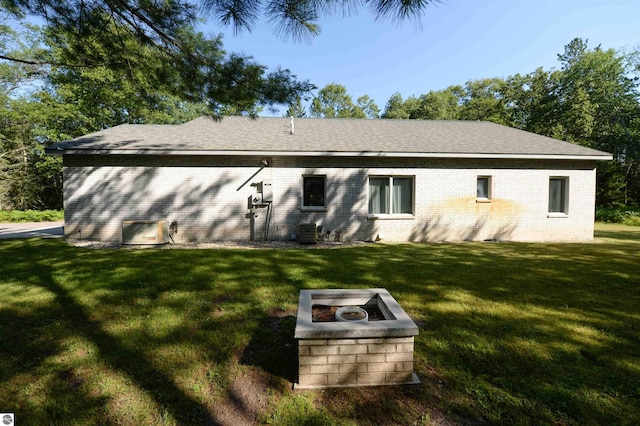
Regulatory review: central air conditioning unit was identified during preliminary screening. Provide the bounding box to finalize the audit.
[297,223,317,244]
[122,220,169,245]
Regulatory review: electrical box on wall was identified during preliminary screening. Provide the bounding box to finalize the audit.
[248,194,262,209]
[261,179,273,203]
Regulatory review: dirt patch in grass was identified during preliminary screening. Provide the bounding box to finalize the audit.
[312,385,458,426]
[213,368,274,426]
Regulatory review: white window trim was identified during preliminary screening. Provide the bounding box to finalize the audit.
[476,175,492,203]
[301,174,327,210]
[548,176,569,216]
[367,214,415,220]
[367,175,415,218]
[547,213,569,218]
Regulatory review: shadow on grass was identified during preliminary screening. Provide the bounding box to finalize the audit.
[1,233,639,425]
[594,222,640,243]
[240,313,298,384]
[31,262,221,425]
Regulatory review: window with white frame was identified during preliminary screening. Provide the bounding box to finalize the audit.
[477,176,491,200]
[303,175,326,207]
[548,177,569,214]
[368,176,414,215]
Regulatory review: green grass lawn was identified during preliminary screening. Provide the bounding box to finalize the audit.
[1,224,639,425]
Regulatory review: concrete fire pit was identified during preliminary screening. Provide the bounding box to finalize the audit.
[294,288,420,389]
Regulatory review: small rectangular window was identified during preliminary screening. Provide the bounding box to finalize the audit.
[369,176,414,215]
[477,176,491,200]
[548,177,568,213]
[303,175,325,207]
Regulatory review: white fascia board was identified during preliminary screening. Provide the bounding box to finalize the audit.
[54,149,613,161]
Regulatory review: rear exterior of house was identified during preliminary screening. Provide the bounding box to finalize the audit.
[48,117,612,243]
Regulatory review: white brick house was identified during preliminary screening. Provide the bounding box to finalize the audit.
[46,116,611,243]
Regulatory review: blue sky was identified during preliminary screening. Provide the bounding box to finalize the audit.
[202,0,640,115]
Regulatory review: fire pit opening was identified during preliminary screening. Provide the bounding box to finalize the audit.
[312,303,386,322]
[336,306,368,322]
[295,288,420,389]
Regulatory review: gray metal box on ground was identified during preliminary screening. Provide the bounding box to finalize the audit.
[122,220,169,244]
[297,223,317,244]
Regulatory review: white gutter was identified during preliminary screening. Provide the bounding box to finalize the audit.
[48,149,613,161]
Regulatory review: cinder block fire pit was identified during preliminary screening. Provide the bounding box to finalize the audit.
[294,288,420,389]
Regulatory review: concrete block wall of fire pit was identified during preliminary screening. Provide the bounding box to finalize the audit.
[294,288,420,389]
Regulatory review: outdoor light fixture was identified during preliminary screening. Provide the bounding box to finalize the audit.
[260,158,270,167]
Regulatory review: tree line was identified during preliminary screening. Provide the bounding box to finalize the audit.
[1,8,639,209]
[295,39,640,208]
[1,0,434,210]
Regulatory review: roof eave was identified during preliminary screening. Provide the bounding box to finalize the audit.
[47,148,613,161]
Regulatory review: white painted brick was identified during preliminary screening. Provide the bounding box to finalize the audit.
[367,363,398,372]
[64,158,598,243]
[298,374,328,386]
[397,343,414,353]
[339,345,368,355]
[386,352,413,363]
[339,363,367,373]
[309,364,340,374]
[299,340,327,346]
[299,355,327,365]
[386,337,414,344]
[310,345,339,356]
[328,339,357,345]
[298,346,310,356]
[357,353,386,363]
[358,338,386,344]
[327,355,357,364]
[367,343,397,354]
[327,373,358,385]
[357,372,387,384]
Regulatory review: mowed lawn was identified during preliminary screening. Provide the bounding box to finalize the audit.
[1,224,638,425]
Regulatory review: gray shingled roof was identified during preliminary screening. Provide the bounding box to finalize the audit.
[46,116,612,160]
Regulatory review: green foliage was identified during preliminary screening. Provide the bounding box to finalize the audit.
[416,86,463,120]
[355,94,380,119]
[381,92,409,119]
[1,0,434,114]
[381,38,640,208]
[595,207,640,225]
[459,78,510,124]
[0,94,64,209]
[0,208,62,221]
[284,97,307,117]
[310,83,378,118]
[1,22,206,210]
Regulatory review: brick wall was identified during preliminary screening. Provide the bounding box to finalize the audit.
[63,155,598,242]
[297,337,416,388]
